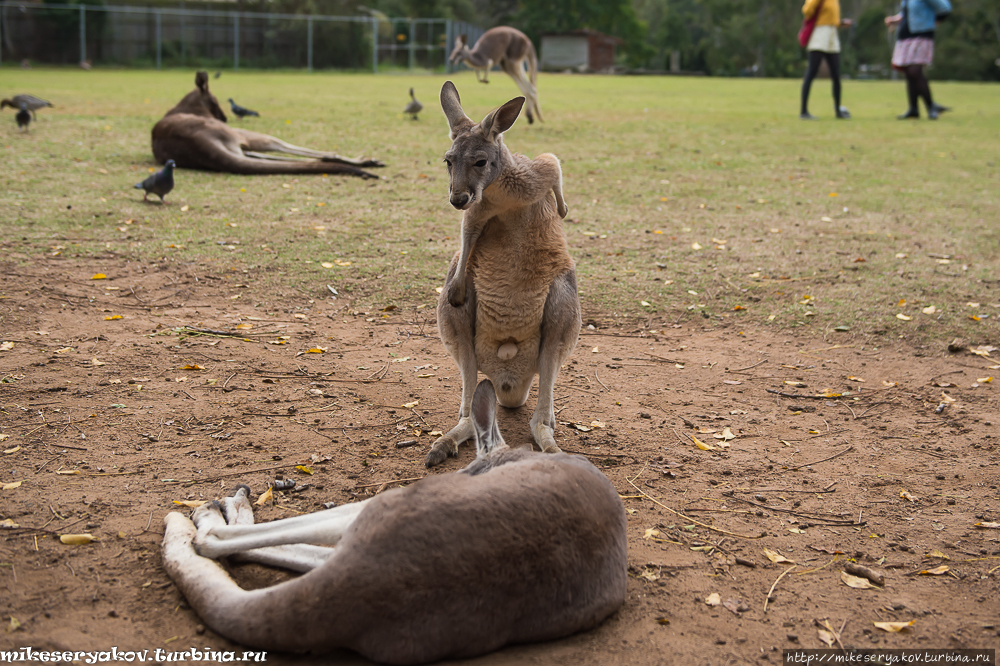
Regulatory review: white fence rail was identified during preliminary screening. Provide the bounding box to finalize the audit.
[0,2,482,73]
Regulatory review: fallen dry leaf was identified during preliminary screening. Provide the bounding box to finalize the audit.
[91,273,107,280]
[295,465,314,475]
[60,534,97,545]
[900,489,917,502]
[763,548,795,564]
[841,571,880,589]
[873,620,916,633]
[0,518,19,529]
[643,528,660,539]
[2,480,22,491]
[705,593,721,606]
[402,400,419,409]
[255,486,273,506]
[974,522,1000,529]
[180,364,204,371]
[172,500,207,508]
[3,446,19,454]
[918,565,949,575]
[0,341,13,352]
[691,435,715,451]
[818,629,836,647]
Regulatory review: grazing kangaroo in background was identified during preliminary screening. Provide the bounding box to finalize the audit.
[449,27,543,124]
[426,81,579,468]
[161,379,628,665]
[151,72,383,178]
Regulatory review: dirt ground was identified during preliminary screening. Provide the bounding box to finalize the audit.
[1,256,998,665]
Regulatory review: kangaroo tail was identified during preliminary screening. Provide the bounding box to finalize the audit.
[182,151,382,178]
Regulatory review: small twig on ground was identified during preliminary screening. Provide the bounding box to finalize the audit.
[727,359,767,373]
[766,389,853,400]
[223,373,236,388]
[595,371,610,392]
[355,476,422,489]
[763,565,797,613]
[782,445,854,472]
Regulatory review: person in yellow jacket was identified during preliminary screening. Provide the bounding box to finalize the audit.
[800,0,854,119]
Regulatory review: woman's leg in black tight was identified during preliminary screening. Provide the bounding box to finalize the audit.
[824,52,842,114]
[907,64,934,111]
[801,51,824,115]
[904,68,919,112]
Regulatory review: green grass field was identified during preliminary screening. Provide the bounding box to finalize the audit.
[2,69,997,341]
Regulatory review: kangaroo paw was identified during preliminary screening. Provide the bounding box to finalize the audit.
[425,436,459,468]
[542,443,563,454]
[447,280,466,308]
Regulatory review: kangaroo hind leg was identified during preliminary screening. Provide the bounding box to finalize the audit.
[529,271,581,454]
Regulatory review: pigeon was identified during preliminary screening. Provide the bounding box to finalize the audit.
[228,98,259,119]
[1,94,53,120]
[214,71,222,79]
[15,102,30,132]
[134,159,175,204]
[404,88,422,120]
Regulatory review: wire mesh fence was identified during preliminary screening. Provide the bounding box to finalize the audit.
[0,2,483,72]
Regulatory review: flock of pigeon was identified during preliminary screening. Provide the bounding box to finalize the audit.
[4,85,425,206]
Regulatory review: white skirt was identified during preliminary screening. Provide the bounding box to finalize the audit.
[807,25,841,53]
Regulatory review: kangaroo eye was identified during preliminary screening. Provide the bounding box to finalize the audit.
[474,159,487,168]
[444,158,452,167]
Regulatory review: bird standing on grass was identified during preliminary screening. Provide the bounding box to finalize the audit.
[404,88,423,120]
[1,94,54,120]
[135,159,175,204]
[228,98,259,119]
[15,103,31,132]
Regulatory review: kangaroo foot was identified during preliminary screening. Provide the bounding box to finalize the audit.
[425,435,459,467]
[221,484,254,526]
[531,418,560,455]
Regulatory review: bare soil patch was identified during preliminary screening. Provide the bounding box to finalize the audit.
[1,257,998,664]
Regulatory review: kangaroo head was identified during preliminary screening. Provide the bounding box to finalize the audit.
[440,81,524,211]
[448,34,468,64]
[168,71,228,122]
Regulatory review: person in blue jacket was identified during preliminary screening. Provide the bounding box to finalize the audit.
[885,0,952,119]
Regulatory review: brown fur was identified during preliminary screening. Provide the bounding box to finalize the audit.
[160,381,627,665]
[150,72,383,178]
[449,27,543,123]
[427,82,579,467]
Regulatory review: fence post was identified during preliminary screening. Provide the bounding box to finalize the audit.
[181,11,186,65]
[155,10,162,70]
[234,13,239,71]
[371,16,377,74]
[79,4,86,65]
[445,19,452,73]
[307,16,313,72]
[408,19,415,71]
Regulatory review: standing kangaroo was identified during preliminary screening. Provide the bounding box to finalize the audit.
[161,380,627,664]
[449,27,544,124]
[426,81,579,468]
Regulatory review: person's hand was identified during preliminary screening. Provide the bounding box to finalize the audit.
[841,18,854,27]
[884,13,902,27]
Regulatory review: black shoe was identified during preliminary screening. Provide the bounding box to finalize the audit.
[928,107,939,120]
[836,106,851,119]
[897,109,919,119]
[931,103,951,114]
[800,112,817,120]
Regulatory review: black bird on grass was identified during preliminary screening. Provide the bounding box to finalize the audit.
[134,159,175,204]
[15,102,31,131]
[228,98,259,119]
[214,71,222,79]
[1,94,54,120]
[404,88,423,120]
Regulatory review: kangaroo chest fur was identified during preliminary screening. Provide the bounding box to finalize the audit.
[467,188,573,373]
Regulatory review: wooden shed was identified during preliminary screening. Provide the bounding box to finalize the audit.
[540,30,623,72]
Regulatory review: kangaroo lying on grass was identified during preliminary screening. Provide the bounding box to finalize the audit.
[151,71,383,178]
[425,81,579,468]
[161,380,627,664]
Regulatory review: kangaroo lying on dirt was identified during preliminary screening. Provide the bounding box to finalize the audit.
[425,81,579,468]
[161,380,627,664]
[151,71,383,178]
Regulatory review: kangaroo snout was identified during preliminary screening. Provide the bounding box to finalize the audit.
[450,192,472,210]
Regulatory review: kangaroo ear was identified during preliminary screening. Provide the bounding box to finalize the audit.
[195,71,209,92]
[471,379,498,439]
[440,81,473,139]
[480,97,524,141]
[459,34,468,45]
